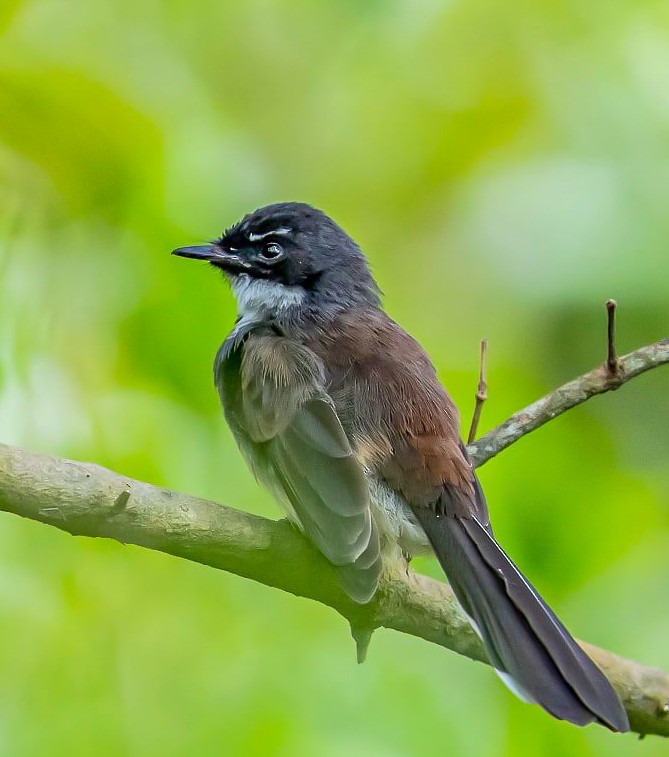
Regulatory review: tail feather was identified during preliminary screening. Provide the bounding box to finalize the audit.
[413,508,629,732]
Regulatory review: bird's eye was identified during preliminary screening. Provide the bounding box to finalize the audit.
[260,242,283,260]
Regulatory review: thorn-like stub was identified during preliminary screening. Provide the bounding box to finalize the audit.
[350,623,375,664]
[112,488,131,513]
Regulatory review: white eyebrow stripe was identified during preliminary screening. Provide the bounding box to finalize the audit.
[247,228,291,242]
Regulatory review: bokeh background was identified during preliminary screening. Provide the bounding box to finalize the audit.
[1,0,668,754]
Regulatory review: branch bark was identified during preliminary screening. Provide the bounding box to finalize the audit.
[1,335,668,737]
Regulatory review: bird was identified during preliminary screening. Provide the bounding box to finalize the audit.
[172,202,629,731]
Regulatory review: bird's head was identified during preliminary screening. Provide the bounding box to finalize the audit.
[172,202,380,320]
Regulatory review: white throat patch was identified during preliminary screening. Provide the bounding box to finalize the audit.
[229,274,306,321]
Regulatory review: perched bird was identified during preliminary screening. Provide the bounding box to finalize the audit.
[173,202,629,731]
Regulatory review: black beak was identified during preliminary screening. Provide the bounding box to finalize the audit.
[171,244,219,261]
[171,244,252,272]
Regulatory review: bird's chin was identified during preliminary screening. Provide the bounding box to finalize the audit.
[218,269,247,286]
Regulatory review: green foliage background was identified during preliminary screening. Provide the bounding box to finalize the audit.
[1,0,668,754]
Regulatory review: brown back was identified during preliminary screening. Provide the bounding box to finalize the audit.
[302,307,482,519]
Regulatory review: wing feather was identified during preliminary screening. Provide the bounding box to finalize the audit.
[216,331,381,603]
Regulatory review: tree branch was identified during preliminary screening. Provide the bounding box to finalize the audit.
[1,438,668,735]
[468,336,669,468]
[1,333,668,736]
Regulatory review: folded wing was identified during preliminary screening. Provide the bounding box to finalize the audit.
[216,332,382,603]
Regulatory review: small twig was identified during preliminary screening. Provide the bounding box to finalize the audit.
[467,339,488,444]
[468,336,669,468]
[607,299,621,374]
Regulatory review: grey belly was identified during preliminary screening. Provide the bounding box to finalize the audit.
[366,474,432,558]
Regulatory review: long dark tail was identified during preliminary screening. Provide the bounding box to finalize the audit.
[413,508,629,731]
